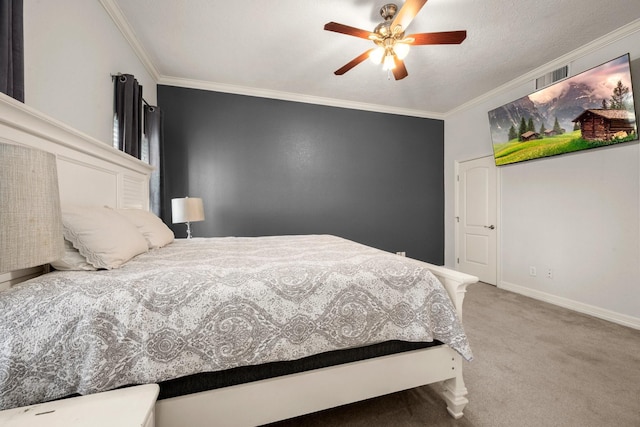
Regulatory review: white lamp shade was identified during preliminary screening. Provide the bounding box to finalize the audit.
[0,143,65,273]
[382,54,396,71]
[369,47,385,64]
[394,42,410,60]
[171,197,205,224]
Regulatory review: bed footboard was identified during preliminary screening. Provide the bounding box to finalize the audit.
[424,263,478,419]
[156,265,478,426]
[156,346,463,427]
[424,263,478,320]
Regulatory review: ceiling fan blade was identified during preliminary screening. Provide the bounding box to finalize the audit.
[324,22,375,40]
[392,56,409,80]
[334,49,375,75]
[406,30,467,45]
[391,0,428,32]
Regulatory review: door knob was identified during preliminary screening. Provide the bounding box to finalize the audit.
[484,225,495,230]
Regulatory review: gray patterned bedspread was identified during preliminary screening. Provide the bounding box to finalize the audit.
[0,235,471,410]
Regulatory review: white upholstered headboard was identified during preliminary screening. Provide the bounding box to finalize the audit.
[0,93,153,287]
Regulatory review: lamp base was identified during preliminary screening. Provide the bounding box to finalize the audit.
[185,221,193,239]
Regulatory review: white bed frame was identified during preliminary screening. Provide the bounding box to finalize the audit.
[0,93,478,426]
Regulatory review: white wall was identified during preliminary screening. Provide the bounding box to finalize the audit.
[23,0,156,145]
[445,25,640,326]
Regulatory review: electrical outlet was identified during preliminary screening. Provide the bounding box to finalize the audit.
[529,266,537,277]
[547,268,553,279]
[396,251,406,257]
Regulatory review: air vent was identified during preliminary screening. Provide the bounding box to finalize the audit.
[535,65,569,89]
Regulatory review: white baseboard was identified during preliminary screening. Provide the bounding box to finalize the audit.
[499,281,640,330]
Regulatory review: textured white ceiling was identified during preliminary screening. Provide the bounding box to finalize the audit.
[106,0,640,117]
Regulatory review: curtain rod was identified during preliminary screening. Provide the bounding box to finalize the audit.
[111,73,152,107]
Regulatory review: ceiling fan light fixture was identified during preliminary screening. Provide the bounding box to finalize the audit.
[324,0,467,80]
[394,42,410,60]
[369,46,385,64]
[382,53,396,70]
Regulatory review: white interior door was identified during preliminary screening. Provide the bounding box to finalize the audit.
[456,156,497,285]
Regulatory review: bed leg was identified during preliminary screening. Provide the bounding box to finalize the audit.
[441,374,468,419]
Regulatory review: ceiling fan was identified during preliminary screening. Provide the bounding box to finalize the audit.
[324,0,467,80]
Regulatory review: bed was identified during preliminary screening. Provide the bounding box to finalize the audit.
[0,93,478,426]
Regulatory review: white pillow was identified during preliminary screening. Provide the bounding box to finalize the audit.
[50,239,97,271]
[61,205,148,269]
[116,208,174,249]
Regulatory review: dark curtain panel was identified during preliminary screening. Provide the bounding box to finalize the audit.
[0,0,24,102]
[144,105,164,217]
[113,74,142,158]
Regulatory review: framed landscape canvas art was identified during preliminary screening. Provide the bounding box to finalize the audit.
[488,54,638,166]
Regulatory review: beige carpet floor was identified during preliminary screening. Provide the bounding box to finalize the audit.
[266,282,640,426]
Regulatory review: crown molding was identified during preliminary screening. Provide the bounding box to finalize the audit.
[445,18,640,117]
[158,76,446,120]
[99,0,161,81]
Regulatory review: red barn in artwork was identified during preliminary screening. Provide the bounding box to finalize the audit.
[572,109,636,141]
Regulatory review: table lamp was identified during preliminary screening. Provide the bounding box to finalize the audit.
[171,197,204,239]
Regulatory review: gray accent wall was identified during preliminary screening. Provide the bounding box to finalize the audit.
[158,86,444,263]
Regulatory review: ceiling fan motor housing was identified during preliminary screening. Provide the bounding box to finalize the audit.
[379,3,398,21]
[374,4,405,40]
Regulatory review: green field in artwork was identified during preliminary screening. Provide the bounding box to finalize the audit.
[491,130,636,165]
